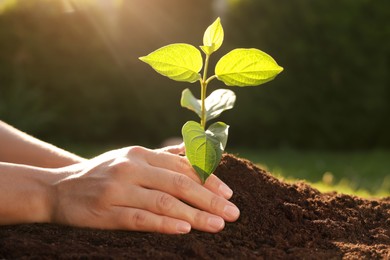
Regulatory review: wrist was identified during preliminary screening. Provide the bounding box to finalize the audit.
[42,167,76,224]
[0,163,65,225]
[21,166,65,224]
[38,169,62,224]
[45,165,84,224]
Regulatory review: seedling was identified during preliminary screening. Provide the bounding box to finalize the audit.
[140,18,283,182]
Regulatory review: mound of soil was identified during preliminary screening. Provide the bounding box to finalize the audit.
[1,154,389,259]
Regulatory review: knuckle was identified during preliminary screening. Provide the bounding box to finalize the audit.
[193,210,205,225]
[149,216,169,234]
[156,193,175,212]
[108,159,138,179]
[173,174,193,191]
[126,146,147,158]
[176,156,192,173]
[210,195,221,211]
[158,217,173,234]
[131,210,148,229]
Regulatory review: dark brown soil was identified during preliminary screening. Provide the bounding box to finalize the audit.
[1,154,389,259]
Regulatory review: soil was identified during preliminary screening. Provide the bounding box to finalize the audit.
[0,154,389,259]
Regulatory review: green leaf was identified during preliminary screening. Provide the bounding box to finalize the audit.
[181,88,236,122]
[182,121,229,182]
[200,17,224,55]
[180,88,201,118]
[215,48,283,87]
[139,43,203,83]
[205,89,236,121]
[207,121,229,150]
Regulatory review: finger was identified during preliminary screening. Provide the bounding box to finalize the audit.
[138,167,240,223]
[145,150,233,199]
[204,174,233,199]
[114,185,225,233]
[108,206,191,234]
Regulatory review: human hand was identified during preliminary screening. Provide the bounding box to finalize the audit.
[50,145,240,234]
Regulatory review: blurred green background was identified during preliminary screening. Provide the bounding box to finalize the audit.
[0,0,389,197]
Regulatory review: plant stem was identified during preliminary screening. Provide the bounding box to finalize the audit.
[205,75,217,85]
[200,81,207,129]
[200,54,211,129]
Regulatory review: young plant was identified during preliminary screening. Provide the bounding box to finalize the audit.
[140,18,283,183]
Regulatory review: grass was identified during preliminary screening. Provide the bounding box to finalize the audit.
[62,141,389,199]
[229,148,390,198]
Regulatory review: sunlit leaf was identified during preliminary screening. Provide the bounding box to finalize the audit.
[200,17,224,55]
[180,88,201,118]
[182,121,228,182]
[181,88,236,122]
[207,121,229,150]
[205,89,236,121]
[215,48,283,87]
[140,43,202,83]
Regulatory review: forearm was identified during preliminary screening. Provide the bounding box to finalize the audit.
[0,162,60,225]
[0,121,86,167]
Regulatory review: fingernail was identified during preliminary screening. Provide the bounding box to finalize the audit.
[207,216,225,231]
[223,205,240,220]
[176,222,191,234]
[219,184,233,198]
